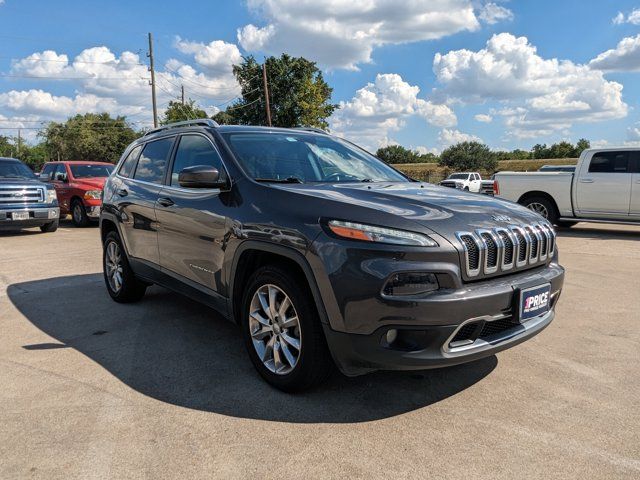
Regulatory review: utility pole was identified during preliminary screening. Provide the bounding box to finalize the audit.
[17,128,21,157]
[181,85,185,105]
[262,62,272,127]
[147,32,158,128]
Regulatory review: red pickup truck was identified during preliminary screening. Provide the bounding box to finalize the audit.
[40,161,114,226]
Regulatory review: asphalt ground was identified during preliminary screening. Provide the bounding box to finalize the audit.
[1,220,639,479]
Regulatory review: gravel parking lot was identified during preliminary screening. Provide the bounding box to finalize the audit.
[1,221,639,479]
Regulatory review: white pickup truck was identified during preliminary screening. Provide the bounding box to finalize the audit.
[439,172,482,192]
[494,147,640,226]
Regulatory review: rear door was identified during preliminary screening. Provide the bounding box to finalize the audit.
[156,133,229,293]
[575,151,632,216]
[114,137,174,265]
[630,151,640,217]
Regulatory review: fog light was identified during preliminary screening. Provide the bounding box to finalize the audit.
[386,329,398,344]
[382,272,439,297]
[48,209,58,219]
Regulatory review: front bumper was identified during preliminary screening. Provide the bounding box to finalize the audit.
[0,206,59,230]
[321,263,564,376]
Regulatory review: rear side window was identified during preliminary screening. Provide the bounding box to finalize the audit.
[170,135,224,186]
[588,151,629,173]
[41,163,55,178]
[134,138,174,184]
[118,145,141,178]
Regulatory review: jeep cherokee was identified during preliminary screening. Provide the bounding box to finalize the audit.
[100,119,565,392]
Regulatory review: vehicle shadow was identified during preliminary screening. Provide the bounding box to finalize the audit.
[556,224,640,241]
[7,273,497,424]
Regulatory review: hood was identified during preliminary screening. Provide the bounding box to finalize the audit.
[270,182,546,238]
[71,177,106,189]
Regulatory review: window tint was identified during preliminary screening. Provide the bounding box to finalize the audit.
[41,163,55,178]
[171,135,224,186]
[53,164,67,181]
[134,138,173,184]
[630,151,640,173]
[118,145,141,178]
[588,151,629,173]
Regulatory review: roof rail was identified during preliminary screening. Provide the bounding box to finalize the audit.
[144,118,219,137]
[293,127,329,135]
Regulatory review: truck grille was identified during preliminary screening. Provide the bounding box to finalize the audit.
[0,186,45,205]
[456,223,556,279]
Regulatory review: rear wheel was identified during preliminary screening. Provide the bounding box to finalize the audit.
[39,220,58,233]
[103,231,146,302]
[521,196,558,224]
[241,266,333,392]
[71,199,89,227]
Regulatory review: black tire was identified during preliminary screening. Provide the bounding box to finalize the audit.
[241,265,333,392]
[39,220,58,233]
[103,231,147,303]
[463,186,469,191]
[521,196,558,224]
[71,199,89,227]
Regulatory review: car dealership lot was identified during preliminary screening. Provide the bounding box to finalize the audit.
[1,222,639,479]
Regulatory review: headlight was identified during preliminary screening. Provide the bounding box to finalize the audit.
[327,220,438,247]
[46,189,57,203]
[84,190,102,200]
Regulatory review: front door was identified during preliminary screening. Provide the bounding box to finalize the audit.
[156,134,229,292]
[51,163,71,213]
[575,151,632,216]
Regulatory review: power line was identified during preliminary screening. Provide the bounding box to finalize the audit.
[0,74,149,80]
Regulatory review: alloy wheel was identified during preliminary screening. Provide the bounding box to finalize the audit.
[73,203,83,223]
[105,241,124,293]
[527,202,549,219]
[248,284,302,375]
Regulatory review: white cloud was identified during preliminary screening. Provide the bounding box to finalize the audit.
[438,128,481,146]
[589,34,640,72]
[478,3,514,25]
[239,0,483,69]
[238,24,276,51]
[628,125,640,141]
[174,37,242,75]
[434,33,628,138]
[474,113,493,123]
[612,8,640,25]
[329,73,456,148]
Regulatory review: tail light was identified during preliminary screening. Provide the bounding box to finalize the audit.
[493,180,500,196]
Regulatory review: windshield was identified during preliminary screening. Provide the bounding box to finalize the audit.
[69,164,114,178]
[448,173,469,180]
[0,161,36,180]
[222,132,408,183]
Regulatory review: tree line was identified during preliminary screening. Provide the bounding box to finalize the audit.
[1,52,591,174]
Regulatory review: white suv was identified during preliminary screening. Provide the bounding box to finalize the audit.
[439,172,482,192]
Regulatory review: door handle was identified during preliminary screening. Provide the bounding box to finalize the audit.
[157,197,175,207]
[116,188,128,197]
[579,178,594,183]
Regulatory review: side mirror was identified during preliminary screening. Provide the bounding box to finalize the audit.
[38,173,52,181]
[178,165,227,189]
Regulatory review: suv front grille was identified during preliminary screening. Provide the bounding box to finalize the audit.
[456,223,556,279]
[0,186,44,205]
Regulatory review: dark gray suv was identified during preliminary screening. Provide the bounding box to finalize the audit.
[100,119,565,391]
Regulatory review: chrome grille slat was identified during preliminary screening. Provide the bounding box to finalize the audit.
[457,223,556,279]
[0,186,45,205]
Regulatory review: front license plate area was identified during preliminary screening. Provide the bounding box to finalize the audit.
[11,211,29,221]
[518,283,551,322]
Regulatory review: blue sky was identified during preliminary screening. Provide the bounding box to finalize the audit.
[1,0,640,152]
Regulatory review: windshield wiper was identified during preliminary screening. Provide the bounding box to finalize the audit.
[255,177,304,184]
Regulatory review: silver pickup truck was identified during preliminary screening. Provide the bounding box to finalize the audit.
[494,148,640,226]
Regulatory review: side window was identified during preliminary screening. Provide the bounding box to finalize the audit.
[630,151,640,173]
[53,164,67,181]
[119,145,142,178]
[588,151,629,173]
[41,164,55,178]
[170,135,224,186]
[134,137,174,184]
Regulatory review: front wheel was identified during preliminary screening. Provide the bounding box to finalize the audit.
[71,199,89,227]
[521,196,558,224]
[241,266,333,392]
[103,231,147,302]
[39,220,58,233]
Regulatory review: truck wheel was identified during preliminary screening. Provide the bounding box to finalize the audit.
[522,196,558,224]
[103,231,147,303]
[241,266,333,392]
[39,220,59,233]
[71,199,89,227]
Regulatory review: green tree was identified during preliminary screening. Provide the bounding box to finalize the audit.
[575,138,590,156]
[548,141,577,159]
[532,143,550,159]
[161,99,207,125]
[214,54,338,129]
[375,145,420,164]
[438,141,498,172]
[39,113,140,163]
